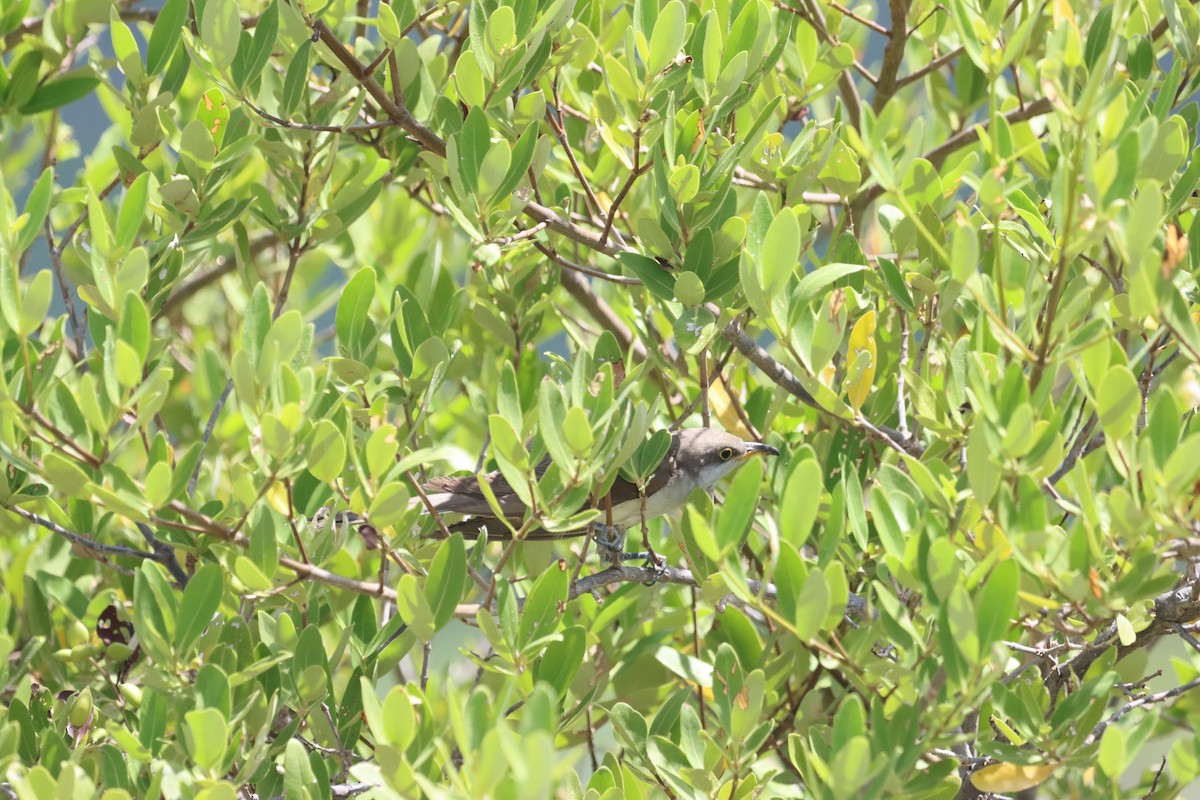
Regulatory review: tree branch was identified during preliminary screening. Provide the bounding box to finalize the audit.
[857,98,1053,208]
[871,0,909,111]
[720,317,919,454]
[568,562,869,620]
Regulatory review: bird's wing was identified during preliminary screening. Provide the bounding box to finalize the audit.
[447,517,590,540]
[599,433,681,509]
[422,473,526,517]
[420,438,681,535]
[421,454,554,518]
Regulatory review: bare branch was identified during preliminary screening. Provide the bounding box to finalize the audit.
[719,317,919,454]
[9,506,158,560]
[871,0,909,111]
[895,47,964,89]
[1084,674,1200,747]
[827,0,889,34]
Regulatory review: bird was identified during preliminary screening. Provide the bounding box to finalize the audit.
[418,427,779,563]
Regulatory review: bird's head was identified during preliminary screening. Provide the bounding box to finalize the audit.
[677,428,780,490]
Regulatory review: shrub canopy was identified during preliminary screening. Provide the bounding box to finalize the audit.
[1,0,1200,797]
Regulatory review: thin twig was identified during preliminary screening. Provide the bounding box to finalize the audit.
[187,381,234,497]
[896,47,964,89]
[44,213,88,367]
[719,317,917,454]
[1048,413,1097,485]
[827,0,889,33]
[134,522,190,587]
[547,80,606,222]
[1084,674,1200,746]
[245,100,396,133]
[10,506,157,560]
[690,583,708,729]
[490,222,547,246]
[532,241,641,284]
[600,124,649,247]
[896,309,911,439]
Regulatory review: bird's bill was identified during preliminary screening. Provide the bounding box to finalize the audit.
[742,442,780,458]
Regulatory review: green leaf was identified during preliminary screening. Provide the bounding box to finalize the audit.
[111,11,143,81]
[147,0,188,74]
[630,429,672,481]
[377,2,403,46]
[307,419,346,481]
[647,1,687,76]
[242,283,271,368]
[794,262,868,306]
[951,218,980,283]
[668,163,700,204]
[759,207,799,296]
[425,534,467,630]
[976,558,1018,649]
[563,407,593,455]
[174,564,223,656]
[610,703,650,756]
[201,0,241,71]
[715,459,763,554]
[395,574,436,641]
[184,708,227,771]
[537,380,573,469]
[1097,364,1138,441]
[281,40,312,115]
[116,172,150,250]
[336,267,377,361]
[946,584,980,665]
[534,625,585,696]
[381,686,417,750]
[458,106,491,196]
[368,481,411,527]
[498,361,523,432]
[744,194,772,256]
[283,737,318,796]
[966,421,1000,507]
[133,563,176,664]
[16,167,53,255]
[241,0,278,87]
[780,457,821,548]
[519,560,568,646]
[619,252,675,300]
[486,6,516,55]
[117,291,149,359]
[1084,5,1114,70]
[19,75,99,114]
[792,573,830,642]
[1098,725,1126,778]
[4,52,42,113]
[19,269,51,337]
[249,518,279,580]
[876,256,915,311]
[491,122,537,203]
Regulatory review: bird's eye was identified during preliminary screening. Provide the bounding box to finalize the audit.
[719,447,734,461]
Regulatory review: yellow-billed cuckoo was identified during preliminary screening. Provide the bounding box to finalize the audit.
[419,428,779,564]
[315,429,777,564]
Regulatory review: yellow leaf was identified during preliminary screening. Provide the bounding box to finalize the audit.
[1052,0,1075,26]
[846,310,877,411]
[708,378,753,439]
[970,762,1059,793]
[267,483,290,516]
